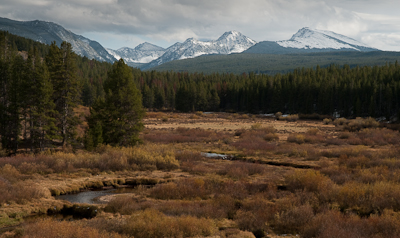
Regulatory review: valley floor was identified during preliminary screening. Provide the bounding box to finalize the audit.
[1,112,400,238]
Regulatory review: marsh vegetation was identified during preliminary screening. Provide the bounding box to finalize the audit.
[1,112,400,238]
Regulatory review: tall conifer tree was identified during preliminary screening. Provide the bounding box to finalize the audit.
[46,41,81,147]
[28,48,58,151]
[86,59,144,147]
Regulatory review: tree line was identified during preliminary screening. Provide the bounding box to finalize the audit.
[135,65,400,120]
[1,30,400,154]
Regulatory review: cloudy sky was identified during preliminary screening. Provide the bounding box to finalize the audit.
[1,0,400,51]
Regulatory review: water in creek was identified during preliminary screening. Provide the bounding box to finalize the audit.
[55,186,137,204]
[201,152,231,160]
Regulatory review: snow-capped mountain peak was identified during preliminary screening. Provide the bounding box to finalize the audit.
[107,42,166,65]
[218,30,253,42]
[217,30,241,40]
[132,42,165,52]
[142,31,257,70]
[278,27,375,51]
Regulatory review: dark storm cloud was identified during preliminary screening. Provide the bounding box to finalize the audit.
[1,0,400,50]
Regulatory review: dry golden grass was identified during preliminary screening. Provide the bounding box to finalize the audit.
[21,219,127,238]
[3,112,400,237]
[123,209,217,238]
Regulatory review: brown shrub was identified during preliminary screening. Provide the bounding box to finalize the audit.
[306,128,319,135]
[22,219,126,238]
[301,210,364,238]
[180,160,217,175]
[285,170,335,195]
[143,128,229,143]
[302,209,400,238]
[320,166,353,185]
[319,146,366,159]
[333,117,348,126]
[336,182,369,213]
[0,176,50,204]
[356,128,400,146]
[250,123,262,130]
[287,134,305,144]
[369,182,400,212]
[216,180,249,200]
[263,133,279,141]
[150,178,210,200]
[323,118,332,125]
[232,136,276,153]
[325,138,346,145]
[104,195,140,215]
[158,200,225,219]
[341,155,370,169]
[175,151,203,162]
[280,114,299,122]
[235,195,276,233]
[342,117,380,132]
[123,209,217,238]
[304,134,326,144]
[0,145,179,175]
[338,131,352,139]
[272,204,314,234]
[275,112,283,119]
[218,161,266,179]
[234,128,246,136]
[0,164,21,183]
[287,130,327,144]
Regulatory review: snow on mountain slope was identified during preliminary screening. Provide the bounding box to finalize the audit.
[143,31,256,69]
[106,48,122,60]
[277,27,375,51]
[0,17,117,63]
[107,42,166,64]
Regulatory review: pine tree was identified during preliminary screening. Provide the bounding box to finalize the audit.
[46,41,81,147]
[141,84,154,108]
[87,59,145,147]
[153,87,165,109]
[208,88,220,111]
[0,38,20,154]
[28,48,58,151]
[175,85,192,112]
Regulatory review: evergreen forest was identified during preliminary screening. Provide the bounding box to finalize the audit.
[1,30,400,153]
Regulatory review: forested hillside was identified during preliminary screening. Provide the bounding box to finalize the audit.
[1,31,400,154]
[150,51,400,74]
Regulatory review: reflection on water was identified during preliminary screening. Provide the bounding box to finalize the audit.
[55,186,138,204]
[201,152,230,159]
[55,189,116,204]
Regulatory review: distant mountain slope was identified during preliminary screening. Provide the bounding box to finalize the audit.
[150,51,400,75]
[245,27,378,54]
[106,42,166,65]
[142,31,256,70]
[0,17,117,62]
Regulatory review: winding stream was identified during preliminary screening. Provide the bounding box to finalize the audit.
[55,187,137,204]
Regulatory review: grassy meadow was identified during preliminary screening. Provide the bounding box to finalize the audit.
[1,112,400,238]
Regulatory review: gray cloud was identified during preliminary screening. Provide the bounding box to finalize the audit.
[1,0,399,51]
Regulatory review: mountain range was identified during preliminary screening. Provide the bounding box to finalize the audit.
[0,17,117,62]
[106,42,166,68]
[0,17,380,70]
[141,31,257,70]
[245,27,377,54]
